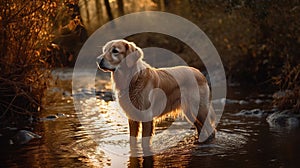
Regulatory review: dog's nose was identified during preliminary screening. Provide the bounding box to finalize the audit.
[96,56,102,63]
[96,56,103,69]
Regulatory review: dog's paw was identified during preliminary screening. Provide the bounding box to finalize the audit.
[195,130,216,145]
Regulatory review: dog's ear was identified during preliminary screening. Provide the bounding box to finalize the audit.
[125,42,136,54]
[125,42,143,67]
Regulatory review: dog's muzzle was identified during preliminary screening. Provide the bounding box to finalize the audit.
[96,57,115,71]
[96,56,103,69]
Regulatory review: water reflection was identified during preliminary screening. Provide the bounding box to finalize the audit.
[1,69,299,167]
[50,69,249,167]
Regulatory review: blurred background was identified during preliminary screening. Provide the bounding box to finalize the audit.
[0,0,299,167]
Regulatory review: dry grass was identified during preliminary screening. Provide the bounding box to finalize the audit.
[273,63,300,113]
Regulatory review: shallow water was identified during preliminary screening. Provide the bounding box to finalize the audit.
[1,69,299,168]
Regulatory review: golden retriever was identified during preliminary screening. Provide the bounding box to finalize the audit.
[96,39,216,151]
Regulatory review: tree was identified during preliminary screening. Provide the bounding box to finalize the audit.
[104,0,113,20]
[117,0,125,16]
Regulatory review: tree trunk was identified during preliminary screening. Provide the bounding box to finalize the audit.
[104,0,113,20]
[160,0,165,11]
[83,0,90,23]
[95,0,102,21]
[117,0,125,16]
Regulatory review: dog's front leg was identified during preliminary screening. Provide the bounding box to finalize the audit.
[129,119,139,153]
[141,121,153,153]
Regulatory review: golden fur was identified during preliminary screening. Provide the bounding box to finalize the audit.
[97,39,216,150]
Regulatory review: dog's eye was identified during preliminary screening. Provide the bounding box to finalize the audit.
[112,48,119,54]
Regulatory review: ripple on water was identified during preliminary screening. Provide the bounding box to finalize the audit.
[157,131,248,157]
[73,94,249,159]
[20,69,279,168]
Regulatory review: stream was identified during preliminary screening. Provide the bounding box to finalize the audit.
[1,68,299,168]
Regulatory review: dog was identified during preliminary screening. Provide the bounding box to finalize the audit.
[96,39,216,152]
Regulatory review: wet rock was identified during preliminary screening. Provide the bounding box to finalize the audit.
[40,115,59,121]
[287,117,299,128]
[81,88,94,95]
[72,88,95,98]
[213,98,249,105]
[222,98,272,105]
[272,90,292,99]
[254,99,263,104]
[226,99,239,104]
[11,130,41,145]
[103,92,114,102]
[266,110,300,128]
[56,113,67,117]
[234,109,267,118]
[212,98,226,105]
[4,127,18,131]
[72,92,85,99]
[239,100,248,105]
[63,91,71,97]
[96,91,114,102]
[72,89,114,101]
[46,115,59,119]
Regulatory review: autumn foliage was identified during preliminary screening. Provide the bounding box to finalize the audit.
[0,0,73,127]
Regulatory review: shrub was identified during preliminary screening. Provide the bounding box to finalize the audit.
[0,0,73,127]
[272,63,300,113]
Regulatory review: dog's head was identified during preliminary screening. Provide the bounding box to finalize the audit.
[96,39,143,72]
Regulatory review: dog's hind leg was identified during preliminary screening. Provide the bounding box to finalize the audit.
[182,104,205,141]
[182,92,216,143]
[196,104,216,143]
